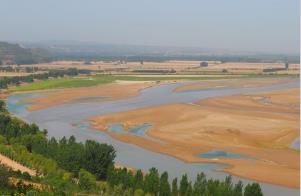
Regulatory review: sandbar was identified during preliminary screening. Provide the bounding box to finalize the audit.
[91,88,300,188]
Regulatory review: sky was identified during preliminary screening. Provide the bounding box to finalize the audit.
[1,0,299,54]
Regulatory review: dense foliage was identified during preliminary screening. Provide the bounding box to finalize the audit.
[106,167,263,196]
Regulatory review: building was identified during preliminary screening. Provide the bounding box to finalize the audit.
[200,61,208,67]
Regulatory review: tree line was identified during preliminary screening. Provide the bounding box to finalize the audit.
[106,166,263,196]
[0,68,91,89]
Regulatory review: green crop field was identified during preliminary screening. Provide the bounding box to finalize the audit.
[13,76,115,92]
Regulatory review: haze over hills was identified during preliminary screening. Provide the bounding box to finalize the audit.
[0,40,300,64]
[0,41,51,65]
[21,40,301,63]
[22,40,299,56]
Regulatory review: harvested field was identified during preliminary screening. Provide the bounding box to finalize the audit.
[19,60,300,75]
[0,72,31,77]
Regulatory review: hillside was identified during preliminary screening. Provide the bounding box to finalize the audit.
[0,42,51,65]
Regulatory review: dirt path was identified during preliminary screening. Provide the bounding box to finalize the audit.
[0,153,36,176]
[9,177,48,190]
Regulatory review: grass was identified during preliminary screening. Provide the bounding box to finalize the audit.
[12,74,291,92]
[13,76,115,92]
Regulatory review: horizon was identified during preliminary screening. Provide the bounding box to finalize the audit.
[2,39,300,57]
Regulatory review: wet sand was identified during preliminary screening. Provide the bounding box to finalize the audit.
[91,88,300,188]
[20,81,156,111]
[175,78,292,92]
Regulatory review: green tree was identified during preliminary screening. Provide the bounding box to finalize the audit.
[193,172,206,195]
[79,169,96,190]
[222,175,234,196]
[124,188,134,196]
[134,169,144,190]
[179,174,189,196]
[84,140,116,179]
[144,167,160,195]
[233,180,243,196]
[206,179,219,196]
[244,183,263,196]
[134,189,144,196]
[171,178,178,196]
[113,184,123,196]
[185,183,193,196]
[159,171,171,196]
[0,100,6,113]
[0,165,10,188]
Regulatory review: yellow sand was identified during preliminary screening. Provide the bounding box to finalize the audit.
[175,78,292,92]
[21,81,155,111]
[91,88,300,188]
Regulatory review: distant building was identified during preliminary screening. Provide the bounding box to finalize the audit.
[285,63,289,70]
[200,62,208,67]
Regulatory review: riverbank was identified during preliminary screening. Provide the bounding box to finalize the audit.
[91,87,300,188]
[17,81,157,111]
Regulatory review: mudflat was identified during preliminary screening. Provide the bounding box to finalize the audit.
[91,88,300,188]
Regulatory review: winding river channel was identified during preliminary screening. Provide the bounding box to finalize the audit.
[8,79,300,196]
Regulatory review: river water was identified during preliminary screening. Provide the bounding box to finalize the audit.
[7,79,300,196]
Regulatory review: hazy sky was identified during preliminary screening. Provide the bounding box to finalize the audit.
[1,0,299,54]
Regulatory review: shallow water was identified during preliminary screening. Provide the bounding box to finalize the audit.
[110,123,152,135]
[128,123,152,135]
[7,93,36,116]
[7,78,300,196]
[199,150,255,160]
[290,138,300,150]
[71,96,109,103]
[109,123,162,143]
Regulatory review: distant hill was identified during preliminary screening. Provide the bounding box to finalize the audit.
[1,41,299,64]
[23,40,300,63]
[0,41,51,65]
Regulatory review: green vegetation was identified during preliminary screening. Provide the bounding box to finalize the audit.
[12,73,290,92]
[0,68,90,89]
[0,98,264,195]
[14,76,113,91]
[106,167,263,196]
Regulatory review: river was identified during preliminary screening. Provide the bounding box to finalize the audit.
[7,78,300,196]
